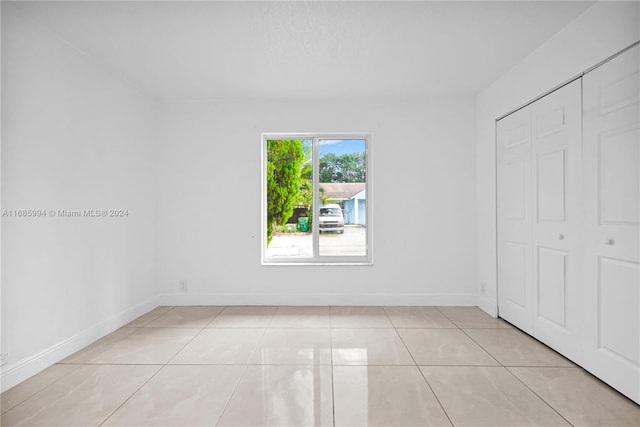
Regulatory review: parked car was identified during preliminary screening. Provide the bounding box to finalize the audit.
[318,204,344,234]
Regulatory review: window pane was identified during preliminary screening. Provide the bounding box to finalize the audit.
[318,139,367,257]
[265,139,312,258]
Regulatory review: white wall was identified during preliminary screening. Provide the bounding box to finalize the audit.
[156,98,477,306]
[476,1,640,316]
[1,8,158,390]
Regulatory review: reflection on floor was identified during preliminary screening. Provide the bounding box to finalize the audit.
[2,306,639,426]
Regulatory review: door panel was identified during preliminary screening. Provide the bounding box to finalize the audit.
[503,241,528,309]
[599,126,640,224]
[583,44,640,404]
[504,160,527,220]
[537,247,567,327]
[497,107,533,333]
[537,149,566,222]
[600,70,639,114]
[531,79,582,362]
[598,257,640,366]
[535,107,567,138]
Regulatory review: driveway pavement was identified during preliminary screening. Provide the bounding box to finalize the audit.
[266,226,366,258]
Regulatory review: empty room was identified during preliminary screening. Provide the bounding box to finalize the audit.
[1,1,639,426]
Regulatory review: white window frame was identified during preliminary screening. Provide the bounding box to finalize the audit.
[261,133,373,265]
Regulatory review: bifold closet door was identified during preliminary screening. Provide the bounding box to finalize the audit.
[497,107,534,334]
[583,44,640,404]
[498,80,582,353]
[530,80,582,362]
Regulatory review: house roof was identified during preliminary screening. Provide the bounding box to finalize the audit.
[320,183,365,200]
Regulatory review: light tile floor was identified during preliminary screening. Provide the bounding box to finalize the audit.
[1,306,639,426]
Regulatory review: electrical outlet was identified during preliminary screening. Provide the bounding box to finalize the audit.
[179,280,188,292]
[480,282,486,295]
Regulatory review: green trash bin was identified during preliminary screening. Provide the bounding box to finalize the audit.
[297,217,309,232]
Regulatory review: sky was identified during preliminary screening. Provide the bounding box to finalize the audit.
[318,139,366,157]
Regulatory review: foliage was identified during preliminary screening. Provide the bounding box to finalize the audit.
[266,140,304,245]
[319,152,366,183]
[293,142,313,209]
[292,142,329,229]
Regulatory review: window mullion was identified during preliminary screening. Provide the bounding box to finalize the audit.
[312,137,320,258]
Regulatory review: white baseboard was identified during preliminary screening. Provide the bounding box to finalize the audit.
[158,292,478,307]
[0,295,159,393]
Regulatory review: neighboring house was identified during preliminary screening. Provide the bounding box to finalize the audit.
[319,182,366,225]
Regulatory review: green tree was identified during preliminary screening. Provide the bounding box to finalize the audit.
[266,140,304,244]
[319,152,366,183]
[294,142,313,209]
[292,142,331,230]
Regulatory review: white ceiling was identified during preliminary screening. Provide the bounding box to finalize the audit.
[6,1,595,101]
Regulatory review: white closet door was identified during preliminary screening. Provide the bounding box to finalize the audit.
[583,44,640,404]
[531,80,582,362]
[497,107,534,334]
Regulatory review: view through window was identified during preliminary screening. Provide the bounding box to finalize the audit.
[263,135,370,264]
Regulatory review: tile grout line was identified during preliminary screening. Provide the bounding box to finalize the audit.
[457,328,503,367]
[504,366,576,427]
[329,306,337,427]
[54,361,518,367]
[432,306,514,425]
[202,306,227,328]
[213,307,275,426]
[100,306,225,426]
[5,310,173,422]
[0,365,78,417]
[390,307,456,427]
[434,306,463,331]
[134,305,176,327]
[447,312,576,426]
[98,363,164,426]
[436,306,506,365]
[96,306,226,426]
[213,364,251,427]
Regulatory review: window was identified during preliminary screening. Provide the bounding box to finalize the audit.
[262,133,371,265]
